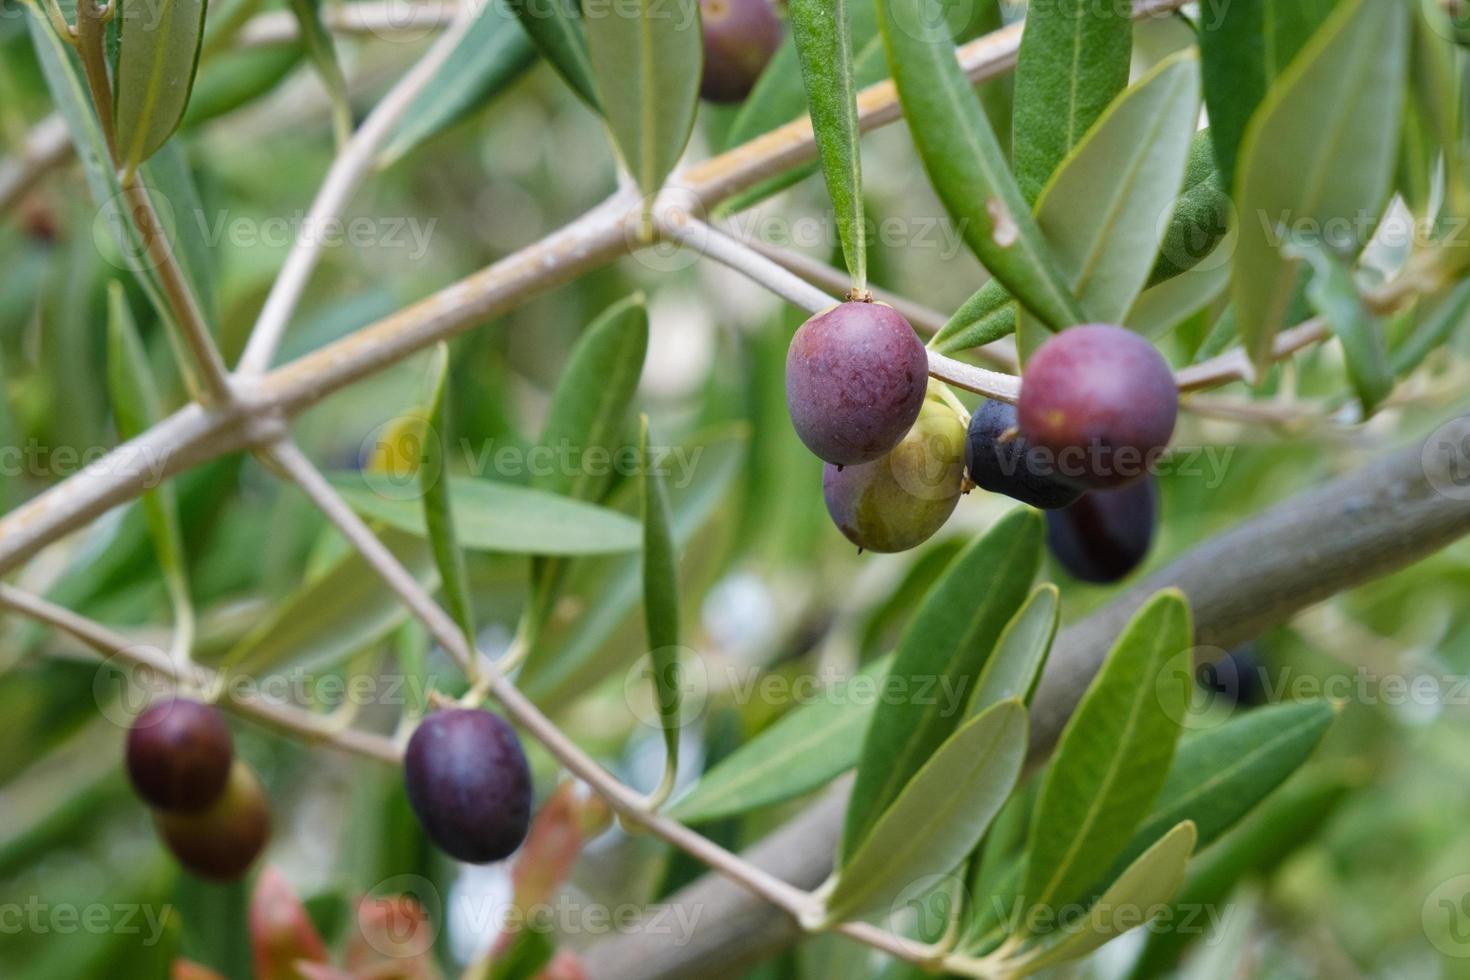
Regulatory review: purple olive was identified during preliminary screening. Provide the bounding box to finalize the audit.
[154,761,271,881]
[403,709,533,864]
[787,302,929,466]
[1045,476,1159,584]
[127,698,234,813]
[1018,325,1178,489]
[700,0,784,103]
[965,399,1084,510]
[823,392,966,553]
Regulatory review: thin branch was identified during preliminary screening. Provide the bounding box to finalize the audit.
[1176,319,1331,392]
[235,5,480,376]
[235,2,463,47]
[0,583,402,763]
[0,113,69,220]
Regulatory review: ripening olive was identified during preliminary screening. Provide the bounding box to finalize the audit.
[700,0,784,103]
[126,698,234,813]
[1045,475,1158,584]
[965,399,1084,510]
[154,761,271,882]
[786,302,929,467]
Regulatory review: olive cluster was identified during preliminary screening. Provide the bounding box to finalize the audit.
[787,308,1176,582]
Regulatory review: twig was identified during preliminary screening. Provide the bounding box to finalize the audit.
[235,4,480,376]
[0,113,69,220]
[1176,319,1331,392]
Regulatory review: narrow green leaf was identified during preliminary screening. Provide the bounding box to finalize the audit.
[585,0,702,196]
[183,44,304,128]
[420,344,476,649]
[508,0,602,110]
[668,653,894,824]
[114,0,207,170]
[1033,50,1202,325]
[283,0,353,146]
[1232,0,1408,377]
[142,140,219,328]
[966,583,1058,716]
[1010,0,1132,205]
[327,476,644,555]
[380,4,538,167]
[1144,129,1231,288]
[1017,821,1196,973]
[1020,590,1191,931]
[640,416,682,794]
[876,0,1083,331]
[1392,280,1470,376]
[1287,238,1392,414]
[1127,259,1231,340]
[1199,0,1342,192]
[842,509,1042,861]
[930,280,1016,355]
[790,0,867,291]
[825,700,1028,924]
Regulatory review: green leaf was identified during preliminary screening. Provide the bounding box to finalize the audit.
[327,475,643,556]
[106,283,193,660]
[824,700,1028,924]
[1144,129,1231,288]
[965,583,1058,716]
[876,0,1082,331]
[585,0,702,197]
[640,416,682,794]
[1127,256,1231,340]
[1199,0,1342,192]
[930,279,1016,355]
[790,0,867,291]
[1033,50,1202,325]
[1392,280,1470,377]
[380,4,538,167]
[1010,0,1132,205]
[420,344,476,649]
[1287,238,1392,414]
[508,0,601,110]
[1019,590,1190,932]
[1232,0,1408,377]
[142,140,219,329]
[668,653,894,824]
[842,509,1042,861]
[535,294,649,501]
[1017,821,1196,973]
[283,0,353,146]
[183,44,303,128]
[114,0,207,170]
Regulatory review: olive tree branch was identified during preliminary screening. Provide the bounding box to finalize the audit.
[0,112,68,220]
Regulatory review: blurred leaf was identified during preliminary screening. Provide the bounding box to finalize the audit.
[1288,237,1392,414]
[1010,0,1132,205]
[668,653,895,824]
[584,0,702,197]
[328,475,644,555]
[1199,0,1342,191]
[421,344,476,648]
[1020,591,1190,933]
[1392,280,1470,376]
[142,140,219,327]
[790,0,866,290]
[640,416,682,793]
[1232,0,1408,377]
[380,4,538,166]
[965,583,1058,715]
[842,509,1042,862]
[876,0,1082,331]
[825,700,1028,924]
[283,0,352,146]
[508,0,601,110]
[1018,821,1196,973]
[1127,258,1230,339]
[184,44,303,128]
[1034,51,1202,325]
[114,0,207,170]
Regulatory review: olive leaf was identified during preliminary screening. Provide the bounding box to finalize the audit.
[1287,237,1392,415]
[508,0,601,111]
[1010,0,1132,205]
[639,415,682,799]
[420,344,477,651]
[1232,0,1409,377]
[1019,590,1190,933]
[668,653,894,824]
[965,583,1058,716]
[790,0,867,291]
[824,699,1028,925]
[1393,281,1470,377]
[114,0,208,171]
[282,0,352,146]
[584,0,702,198]
[876,0,1082,331]
[842,509,1042,861]
[184,44,304,128]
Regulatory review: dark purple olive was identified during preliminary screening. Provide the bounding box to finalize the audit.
[1018,325,1178,489]
[127,698,234,813]
[403,709,533,864]
[700,0,784,103]
[154,761,270,881]
[823,392,966,553]
[786,302,929,467]
[1045,476,1158,584]
[965,399,1084,510]
[1196,646,1268,709]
